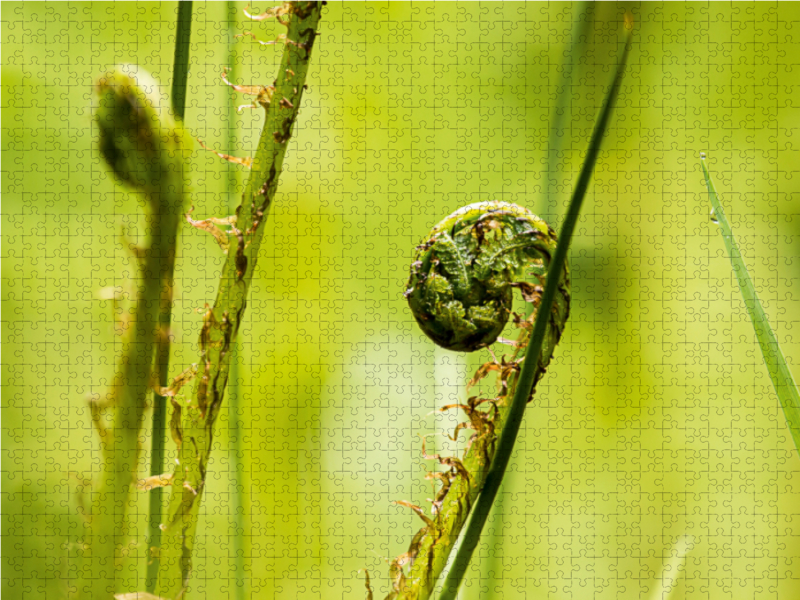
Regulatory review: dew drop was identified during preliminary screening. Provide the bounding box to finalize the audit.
[709,208,718,223]
[700,152,706,160]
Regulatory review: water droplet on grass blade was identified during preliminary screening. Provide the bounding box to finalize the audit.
[709,208,718,223]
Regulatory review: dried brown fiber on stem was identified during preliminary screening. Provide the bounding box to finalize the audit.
[377,201,571,600]
[147,3,324,599]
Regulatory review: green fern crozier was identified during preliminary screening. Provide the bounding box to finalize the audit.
[404,201,557,352]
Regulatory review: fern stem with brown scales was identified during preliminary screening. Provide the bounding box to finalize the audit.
[383,201,571,600]
[153,3,324,598]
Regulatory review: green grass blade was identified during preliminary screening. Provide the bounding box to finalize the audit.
[479,4,593,594]
[170,1,193,121]
[226,2,247,599]
[145,3,193,592]
[437,18,633,600]
[701,156,800,457]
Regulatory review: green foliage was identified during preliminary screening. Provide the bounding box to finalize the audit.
[4,4,800,600]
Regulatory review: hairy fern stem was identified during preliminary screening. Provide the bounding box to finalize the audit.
[154,3,324,598]
[377,16,633,600]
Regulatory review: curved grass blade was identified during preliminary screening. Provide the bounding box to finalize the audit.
[479,3,594,592]
[437,17,633,600]
[701,156,800,457]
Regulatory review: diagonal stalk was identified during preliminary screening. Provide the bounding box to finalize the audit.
[154,3,324,598]
[436,19,633,600]
[480,6,593,592]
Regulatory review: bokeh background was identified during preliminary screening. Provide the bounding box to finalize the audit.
[4,2,800,599]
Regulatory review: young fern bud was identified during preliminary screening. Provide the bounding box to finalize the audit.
[385,202,570,599]
[95,65,186,194]
[404,200,558,352]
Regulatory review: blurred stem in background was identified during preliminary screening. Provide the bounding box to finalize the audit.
[540,1,593,233]
[146,1,193,592]
[227,1,248,598]
[87,65,191,599]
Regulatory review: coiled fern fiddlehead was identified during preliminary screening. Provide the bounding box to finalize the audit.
[80,65,190,600]
[379,201,570,600]
[405,200,567,352]
[381,12,632,596]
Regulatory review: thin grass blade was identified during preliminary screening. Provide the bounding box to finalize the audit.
[437,16,634,600]
[480,3,593,594]
[701,156,800,457]
[226,2,247,598]
[146,4,193,591]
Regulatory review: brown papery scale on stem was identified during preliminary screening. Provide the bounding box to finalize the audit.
[382,200,570,599]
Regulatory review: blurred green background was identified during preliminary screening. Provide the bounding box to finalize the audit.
[3,2,800,599]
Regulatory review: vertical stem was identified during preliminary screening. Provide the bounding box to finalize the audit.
[146,1,193,592]
[91,195,181,600]
[437,23,632,600]
[541,1,592,227]
[226,2,248,598]
[171,1,194,120]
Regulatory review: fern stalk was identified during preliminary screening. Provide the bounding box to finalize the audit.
[154,3,323,598]
[393,206,570,600]
[381,17,633,600]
